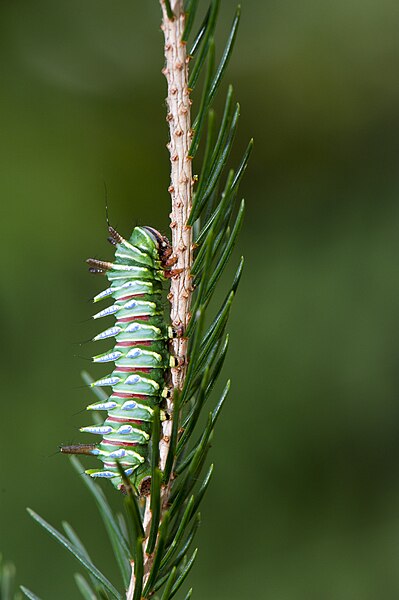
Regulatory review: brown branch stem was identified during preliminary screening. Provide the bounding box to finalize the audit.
[126,561,135,600]
[159,0,193,464]
[127,1,194,596]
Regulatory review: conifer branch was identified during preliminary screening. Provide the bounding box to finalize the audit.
[159,0,193,480]
[140,1,194,593]
[23,2,249,598]
[160,0,194,396]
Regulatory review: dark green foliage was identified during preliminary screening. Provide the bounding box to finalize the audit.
[183,0,200,43]
[132,539,143,600]
[162,389,182,485]
[20,588,41,600]
[0,556,22,600]
[70,456,131,588]
[168,549,198,599]
[160,567,178,600]
[74,574,98,600]
[143,512,170,595]
[164,0,175,20]
[116,463,145,545]
[62,522,108,595]
[24,2,249,598]
[188,0,219,92]
[27,509,121,599]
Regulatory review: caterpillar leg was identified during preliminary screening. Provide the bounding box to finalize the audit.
[162,385,173,401]
[163,255,178,268]
[163,267,184,279]
[168,324,184,338]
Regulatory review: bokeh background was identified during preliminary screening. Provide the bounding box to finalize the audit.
[1,1,399,598]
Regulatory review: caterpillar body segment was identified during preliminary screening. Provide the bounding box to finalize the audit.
[62,226,174,494]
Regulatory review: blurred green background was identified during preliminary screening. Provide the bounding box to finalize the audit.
[1,1,399,598]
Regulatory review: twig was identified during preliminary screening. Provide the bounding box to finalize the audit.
[126,561,135,600]
[159,0,193,467]
[128,2,194,596]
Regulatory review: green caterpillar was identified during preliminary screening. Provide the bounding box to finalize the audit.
[62,225,175,494]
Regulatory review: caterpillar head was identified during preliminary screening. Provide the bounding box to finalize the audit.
[141,226,173,266]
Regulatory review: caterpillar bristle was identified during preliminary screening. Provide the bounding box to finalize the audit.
[87,258,113,271]
[108,226,124,244]
[60,444,98,456]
